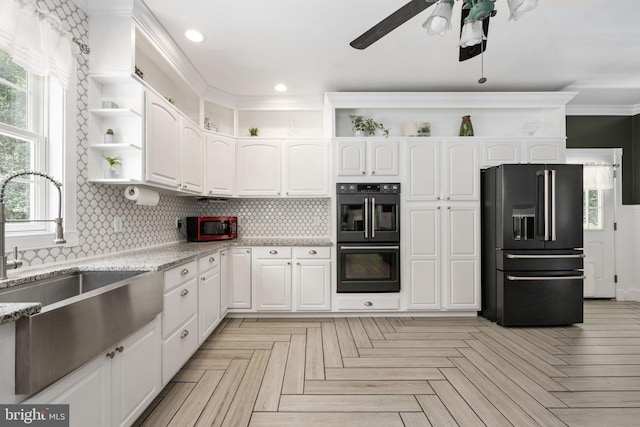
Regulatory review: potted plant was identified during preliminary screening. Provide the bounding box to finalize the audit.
[249,127,259,137]
[103,154,122,178]
[349,114,389,137]
[104,128,114,144]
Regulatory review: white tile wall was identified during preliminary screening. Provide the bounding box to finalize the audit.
[15,0,330,267]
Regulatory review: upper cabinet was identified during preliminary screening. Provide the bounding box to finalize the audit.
[236,139,330,197]
[145,91,181,189]
[204,134,235,197]
[335,139,399,177]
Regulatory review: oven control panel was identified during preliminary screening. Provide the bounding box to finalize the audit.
[337,183,401,194]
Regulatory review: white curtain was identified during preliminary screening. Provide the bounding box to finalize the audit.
[0,0,75,88]
[583,162,614,190]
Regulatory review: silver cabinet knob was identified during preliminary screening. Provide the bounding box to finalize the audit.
[364,301,373,307]
[309,250,317,255]
[115,345,124,353]
[106,351,115,359]
[180,268,189,275]
[180,330,189,339]
[180,288,189,296]
[269,250,278,255]
[209,256,215,263]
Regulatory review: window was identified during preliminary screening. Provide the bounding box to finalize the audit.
[583,188,603,230]
[1,48,76,249]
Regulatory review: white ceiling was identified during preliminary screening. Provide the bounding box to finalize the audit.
[136,0,640,110]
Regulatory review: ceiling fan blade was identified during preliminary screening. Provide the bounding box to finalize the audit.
[350,0,436,50]
[459,8,490,62]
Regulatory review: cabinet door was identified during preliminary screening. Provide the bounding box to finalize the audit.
[145,91,181,188]
[444,206,480,309]
[204,135,235,196]
[111,317,161,427]
[444,141,478,201]
[369,139,399,176]
[236,140,281,196]
[229,248,252,308]
[406,206,441,309]
[482,140,521,167]
[284,140,329,196]
[220,249,230,314]
[294,260,331,311]
[406,140,439,201]
[25,355,111,427]
[198,267,221,344]
[181,121,204,194]
[336,140,366,176]
[255,260,292,311]
[523,139,565,163]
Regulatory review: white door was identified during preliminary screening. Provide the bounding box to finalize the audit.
[284,140,329,196]
[236,140,281,196]
[145,91,181,188]
[181,121,204,194]
[567,149,618,298]
[204,135,235,196]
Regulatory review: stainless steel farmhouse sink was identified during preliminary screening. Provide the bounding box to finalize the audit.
[0,270,163,395]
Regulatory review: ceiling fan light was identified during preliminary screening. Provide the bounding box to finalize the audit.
[422,2,454,36]
[507,0,538,21]
[459,20,485,48]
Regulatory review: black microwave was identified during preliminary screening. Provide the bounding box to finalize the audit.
[185,216,238,241]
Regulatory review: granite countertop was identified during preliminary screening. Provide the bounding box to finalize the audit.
[0,237,332,324]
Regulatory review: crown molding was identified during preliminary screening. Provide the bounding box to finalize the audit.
[566,104,640,116]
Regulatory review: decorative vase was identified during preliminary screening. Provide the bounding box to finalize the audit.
[355,130,364,137]
[459,115,474,137]
[104,166,119,179]
[104,134,114,144]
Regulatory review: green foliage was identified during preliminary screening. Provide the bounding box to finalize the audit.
[103,155,122,167]
[249,127,259,136]
[349,114,389,137]
[0,49,30,220]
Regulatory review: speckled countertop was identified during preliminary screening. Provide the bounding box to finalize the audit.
[0,237,332,325]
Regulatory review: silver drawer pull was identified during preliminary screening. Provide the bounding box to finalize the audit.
[106,351,115,359]
[180,330,189,339]
[180,289,189,297]
[209,257,215,263]
[269,250,278,254]
[507,275,586,281]
[115,345,124,353]
[506,254,585,259]
[180,268,189,276]
[364,301,373,307]
[309,250,317,255]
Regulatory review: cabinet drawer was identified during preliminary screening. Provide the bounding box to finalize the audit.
[162,314,198,384]
[253,247,292,259]
[198,253,220,273]
[293,247,331,259]
[162,278,197,336]
[337,296,400,311]
[164,260,197,291]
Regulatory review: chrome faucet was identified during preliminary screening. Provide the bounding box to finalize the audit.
[0,171,66,280]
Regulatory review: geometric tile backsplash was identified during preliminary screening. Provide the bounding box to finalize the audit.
[15,0,331,268]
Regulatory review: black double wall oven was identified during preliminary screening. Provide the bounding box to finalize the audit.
[337,183,401,293]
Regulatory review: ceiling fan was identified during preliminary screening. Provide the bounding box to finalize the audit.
[350,0,538,62]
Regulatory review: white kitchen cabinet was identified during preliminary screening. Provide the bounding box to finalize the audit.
[181,120,204,194]
[229,248,252,309]
[254,247,292,311]
[236,140,281,196]
[405,205,480,310]
[283,140,330,196]
[26,317,161,427]
[293,247,331,311]
[145,90,181,189]
[219,249,230,314]
[204,134,235,197]
[336,139,398,176]
[481,138,566,167]
[405,139,478,202]
[161,260,199,384]
[198,253,221,344]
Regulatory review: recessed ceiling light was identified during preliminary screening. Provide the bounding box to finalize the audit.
[274,83,287,92]
[185,29,205,43]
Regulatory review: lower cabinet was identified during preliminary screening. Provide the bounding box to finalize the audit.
[293,247,331,311]
[219,249,230,314]
[161,260,199,384]
[229,248,252,308]
[254,247,292,311]
[198,253,221,344]
[25,317,161,427]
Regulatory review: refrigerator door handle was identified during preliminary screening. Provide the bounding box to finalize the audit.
[506,253,586,259]
[544,169,550,241]
[551,169,557,241]
[364,198,368,239]
[507,275,586,281]
[371,197,376,239]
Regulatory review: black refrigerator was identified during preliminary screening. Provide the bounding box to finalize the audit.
[481,164,584,326]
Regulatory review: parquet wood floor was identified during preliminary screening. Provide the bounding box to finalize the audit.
[134,300,640,426]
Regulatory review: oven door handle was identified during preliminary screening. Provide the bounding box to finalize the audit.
[506,275,585,281]
[506,254,585,259]
[364,198,368,239]
[371,197,376,239]
[340,246,400,250]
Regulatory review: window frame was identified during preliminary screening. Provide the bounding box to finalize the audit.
[583,188,604,231]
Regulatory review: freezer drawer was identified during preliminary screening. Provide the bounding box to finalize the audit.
[497,249,584,271]
[497,271,584,326]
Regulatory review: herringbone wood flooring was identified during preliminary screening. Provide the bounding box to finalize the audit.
[135,300,640,426]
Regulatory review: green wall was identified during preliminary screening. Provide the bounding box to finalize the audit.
[566,116,636,204]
